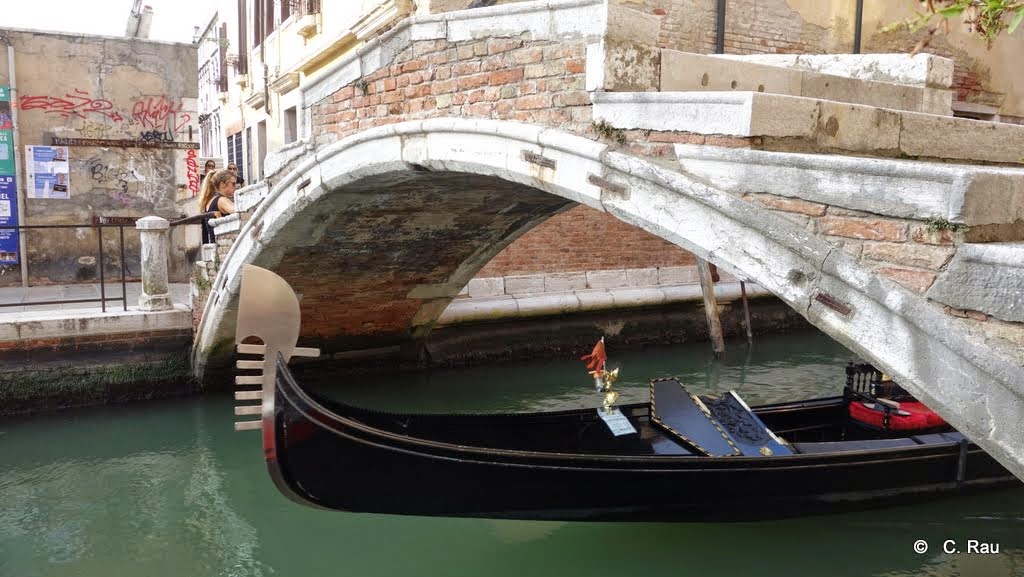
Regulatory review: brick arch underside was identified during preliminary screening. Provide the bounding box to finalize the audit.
[268,171,574,355]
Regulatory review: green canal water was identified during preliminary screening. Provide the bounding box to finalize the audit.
[2,330,1022,577]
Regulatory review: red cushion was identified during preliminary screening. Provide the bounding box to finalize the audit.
[848,401,932,431]
[899,402,946,427]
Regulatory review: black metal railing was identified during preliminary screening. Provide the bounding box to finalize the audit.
[0,217,139,312]
[290,0,321,17]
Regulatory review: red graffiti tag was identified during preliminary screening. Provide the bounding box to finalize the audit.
[186,149,200,197]
[132,96,181,130]
[18,89,124,122]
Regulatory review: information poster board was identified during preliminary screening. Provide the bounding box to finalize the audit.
[0,87,13,176]
[26,145,70,199]
[0,87,16,264]
[0,176,18,264]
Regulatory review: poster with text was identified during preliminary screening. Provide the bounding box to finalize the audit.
[26,145,70,199]
[0,176,19,264]
[0,86,14,176]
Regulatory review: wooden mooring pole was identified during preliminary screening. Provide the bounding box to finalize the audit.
[696,257,725,357]
[740,280,753,344]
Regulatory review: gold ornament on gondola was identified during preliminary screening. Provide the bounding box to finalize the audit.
[581,338,622,411]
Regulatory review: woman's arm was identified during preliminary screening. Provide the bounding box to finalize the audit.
[216,195,236,216]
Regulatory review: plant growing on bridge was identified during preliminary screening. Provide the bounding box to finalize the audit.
[592,120,626,145]
[925,217,969,233]
[889,1,1024,51]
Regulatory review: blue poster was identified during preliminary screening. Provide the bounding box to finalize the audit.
[0,176,18,264]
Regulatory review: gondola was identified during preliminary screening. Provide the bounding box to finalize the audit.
[232,265,1020,522]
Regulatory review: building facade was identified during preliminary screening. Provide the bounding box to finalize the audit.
[0,28,199,286]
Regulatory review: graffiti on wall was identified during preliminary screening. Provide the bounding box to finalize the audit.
[85,152,177,211]
[185,149,200,196]
[18,91,196,143]
[18,89,124,122]
[131,96,192,140]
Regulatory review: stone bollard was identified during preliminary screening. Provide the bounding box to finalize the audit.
[136,216,173,311]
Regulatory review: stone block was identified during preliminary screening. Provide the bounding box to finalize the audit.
[927,242,1024,322]
[544,272,588,292]
[603,39,660,92]
[678,144,1024,225]
[504,274,546,295]
[586,269,627,289]
[612,287,665,308]
[626,267,659,287]
[900,113,1024,164]
[713,53,954,88]
[660,50,802,95]
[658,266,699,285]
[799,72,924,113]
[815,101,902,153]
[466,277,505,297]
[592,91,817,137]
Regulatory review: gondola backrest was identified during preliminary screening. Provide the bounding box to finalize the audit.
[845,362,882,399]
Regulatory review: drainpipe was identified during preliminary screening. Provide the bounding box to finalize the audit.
[853,0,864,54]
[715,0,726,54]
[0,35,27,287]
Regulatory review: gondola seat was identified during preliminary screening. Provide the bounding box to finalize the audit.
[650,379,792,457]
[848,400,937,431]
[844,362,946,433]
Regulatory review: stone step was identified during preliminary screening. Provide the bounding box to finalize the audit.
[660,50,951,116]
[710,53,954,89]
[673,144,1024,227]
[591,90,1024,165]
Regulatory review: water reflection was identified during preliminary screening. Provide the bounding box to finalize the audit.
[1,331,1022,577]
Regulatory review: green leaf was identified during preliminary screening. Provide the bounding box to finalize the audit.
[938,6,965,17]
[1009,8,1024,34]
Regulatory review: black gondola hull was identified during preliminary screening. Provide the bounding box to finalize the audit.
[266,358,1019,522]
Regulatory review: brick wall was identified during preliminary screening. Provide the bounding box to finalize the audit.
[476,205,696,276]
[313,37,593,146]
[741,192,958,294]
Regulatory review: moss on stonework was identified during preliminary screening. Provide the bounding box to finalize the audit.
[0,353,195,415]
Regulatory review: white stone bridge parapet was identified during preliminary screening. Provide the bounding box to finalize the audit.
[194,0,1024,480]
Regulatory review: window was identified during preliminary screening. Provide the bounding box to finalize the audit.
[227,132,243,180]
[257,121,268,180]
[245,127,254,185]
[236,0,248,74]
[284,106,298,144]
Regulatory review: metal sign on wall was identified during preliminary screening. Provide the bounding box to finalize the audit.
[51,137,200,150]
[0,86,17,264]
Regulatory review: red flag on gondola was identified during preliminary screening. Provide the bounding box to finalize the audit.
[580,337,607,375]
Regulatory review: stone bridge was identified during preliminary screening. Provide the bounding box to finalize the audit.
[193,1,1024,479]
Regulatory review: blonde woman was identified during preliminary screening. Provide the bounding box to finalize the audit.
[198,169,237,244]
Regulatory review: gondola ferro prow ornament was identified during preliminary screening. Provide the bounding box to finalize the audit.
[233,264,320,434]
[580,337,635,436]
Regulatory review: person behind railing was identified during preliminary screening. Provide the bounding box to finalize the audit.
[198,168,237,244]
[200,159,216,190]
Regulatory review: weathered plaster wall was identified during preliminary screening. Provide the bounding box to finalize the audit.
[862,0,1024,119]
[0,29,198,286]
